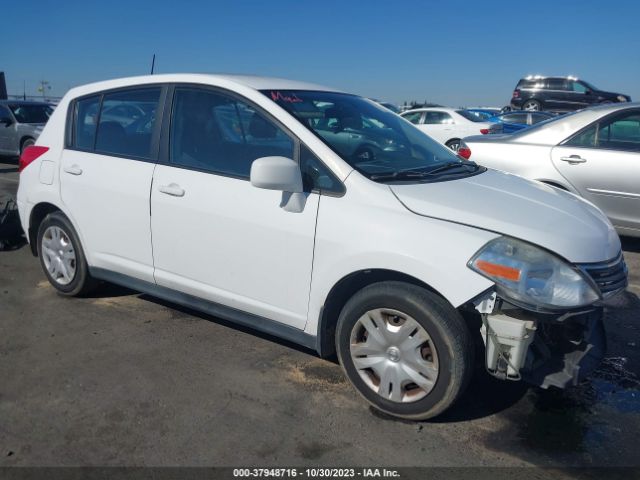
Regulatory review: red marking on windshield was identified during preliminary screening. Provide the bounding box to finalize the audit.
[270,91,303,103]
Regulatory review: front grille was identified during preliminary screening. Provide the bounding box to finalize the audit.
[579,253,628,298]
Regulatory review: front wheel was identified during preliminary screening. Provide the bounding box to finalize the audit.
[37,211,97,296]
[336,282,474,420]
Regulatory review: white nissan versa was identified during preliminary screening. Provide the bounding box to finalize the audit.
[17,74,628,420]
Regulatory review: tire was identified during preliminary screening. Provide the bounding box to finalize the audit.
[522,99,541,111]
[445,139,461,152]
[336,281,474,420]
[20,137,35,155]
[37,211,97,296]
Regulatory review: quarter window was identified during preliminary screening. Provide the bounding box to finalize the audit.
[300,144,343,194]
[74,95,101,150]
[95,88,161,159]
[402,112,423,124]
[169,88,294,178]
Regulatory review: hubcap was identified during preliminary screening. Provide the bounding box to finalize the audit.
[349,308,439,403]
[523,101,539,111]
[41,226,76,285]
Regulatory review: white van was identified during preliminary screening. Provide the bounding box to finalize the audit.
[17,74,627,420]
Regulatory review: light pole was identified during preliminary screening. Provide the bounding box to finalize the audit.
[37,80,51,100]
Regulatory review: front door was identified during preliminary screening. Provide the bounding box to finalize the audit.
[552,109,640,233]
[150,86,319,329]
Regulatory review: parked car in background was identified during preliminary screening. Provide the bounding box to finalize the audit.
[465,108,502,121]
[511,75,631,112]
[487,111,556,134]
[461,103,640,237]
[400,107,491,151]
[0,100,53,157]
[17,74,627,421]
[374,100,400,114]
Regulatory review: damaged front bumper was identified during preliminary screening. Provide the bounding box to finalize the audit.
[473,292,607,389]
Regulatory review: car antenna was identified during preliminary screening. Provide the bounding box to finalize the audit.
[150,54,156,75]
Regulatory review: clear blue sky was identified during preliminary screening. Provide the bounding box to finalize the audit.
[3,0,639,107]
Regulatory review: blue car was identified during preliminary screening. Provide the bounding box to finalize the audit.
[465,108,502,121]
[487,111,556,134]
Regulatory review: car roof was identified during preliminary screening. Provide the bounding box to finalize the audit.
[401,107,458,114]
[65,73,341,99]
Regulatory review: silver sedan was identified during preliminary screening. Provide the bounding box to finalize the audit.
[461,103,640,237]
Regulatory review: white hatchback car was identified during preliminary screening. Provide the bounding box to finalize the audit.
[400,107,492,151]
[17,74,627,420]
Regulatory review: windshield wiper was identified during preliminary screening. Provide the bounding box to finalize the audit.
[423,161,480,175]
[369,170,433,181]
[369,161,480,181]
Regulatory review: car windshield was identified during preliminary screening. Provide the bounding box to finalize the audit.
[263,90,480,182]
[8,104,53,123]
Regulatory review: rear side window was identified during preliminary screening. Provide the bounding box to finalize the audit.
[95,88,161,158]
[169,88,294,178]
[546,79,567,90]
[423,111,453,125]
[74,96,101,150]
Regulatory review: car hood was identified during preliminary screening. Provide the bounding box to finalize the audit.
[389,169,620,263]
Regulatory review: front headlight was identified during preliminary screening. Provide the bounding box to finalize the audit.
[617,95,628,102]
[468,237,599,309]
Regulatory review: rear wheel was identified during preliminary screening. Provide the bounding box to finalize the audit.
[20,137,35,155]
[37,211,97,296]
[445,139,461,152]
[522,100,541,111]
[336,281,473,420]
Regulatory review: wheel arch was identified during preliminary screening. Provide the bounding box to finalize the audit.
[28,202,64,256]
[315,268,446,358]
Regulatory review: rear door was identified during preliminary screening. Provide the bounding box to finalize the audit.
[418,111,454,144]
[60,86,165,282]
[150,85,321,329]
[551,109,640,231]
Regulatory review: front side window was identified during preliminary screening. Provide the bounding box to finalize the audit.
[565,111,640,151]
[264,90,482,182]
[95,88,161,158]
[170,88,294,178]
[9,104,52,124]
[570,81,588,93]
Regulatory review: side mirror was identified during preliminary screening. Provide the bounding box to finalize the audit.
[0,116,13,125]
[585,89,592,95]
[250,156,303,193]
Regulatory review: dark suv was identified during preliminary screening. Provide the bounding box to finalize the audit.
[511,76,631,112]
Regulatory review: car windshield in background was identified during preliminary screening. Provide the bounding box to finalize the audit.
[8,104,53,124]
[456,110,487,122]
[509,111,575,137]
[263,90,482,182]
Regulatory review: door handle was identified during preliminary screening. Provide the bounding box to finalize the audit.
[560,155,587,164]
[158,183,185,197]
[63,164,83,175]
